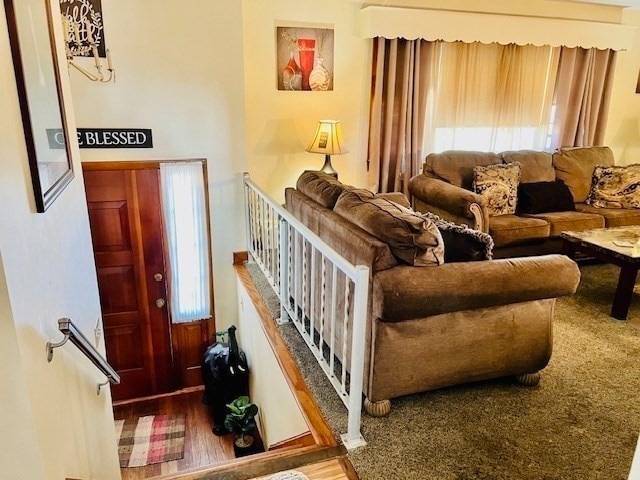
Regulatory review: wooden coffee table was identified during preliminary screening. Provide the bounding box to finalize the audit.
[561,226,640,320]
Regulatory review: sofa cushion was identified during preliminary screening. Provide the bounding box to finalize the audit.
[285,188,399,273]
[586,164,640,209]
[517,181,575,214]
[502,150,555,183]
[421,211,494,262]
[375,192,411,208]
[425,151,502,190]
[489,215,550,247]
[524,211,604,237]
[473,162,521,216]
[552,146,615,203]
[334,190,444,266]
[296,170,352,208]
[576,203,640,228]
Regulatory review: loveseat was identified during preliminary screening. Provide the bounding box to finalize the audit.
[285,171,580,416]
[408,147,640,258]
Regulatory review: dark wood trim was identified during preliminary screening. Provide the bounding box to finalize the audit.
[112,385,204,407]
[82,160,161,171]
[82,159,209,171]
[234,251,249,265]
[155,445,345,480]
[338,456,361,480]
[202,160,216,335]
[268,432,316,451]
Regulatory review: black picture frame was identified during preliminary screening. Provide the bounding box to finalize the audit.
[4,0,74,212]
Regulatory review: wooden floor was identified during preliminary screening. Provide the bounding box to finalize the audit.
[250,458,355,480]
[110,262,360,480]
[114,389,236,480]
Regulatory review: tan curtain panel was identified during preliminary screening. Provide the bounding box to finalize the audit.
[427,42,559,152]
[367,38,436,195]
[551,47,617,148]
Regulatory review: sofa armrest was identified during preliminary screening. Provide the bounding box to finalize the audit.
[372,254,580,322]
[408,175,489,232]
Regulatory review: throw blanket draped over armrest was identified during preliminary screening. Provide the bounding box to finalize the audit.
[372,254,580,322]
[409,175,488,231]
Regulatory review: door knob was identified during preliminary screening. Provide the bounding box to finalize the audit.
[153,273,163,282]
[155,298,166,308]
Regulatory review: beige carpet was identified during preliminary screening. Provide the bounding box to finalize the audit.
[248,262,640,480]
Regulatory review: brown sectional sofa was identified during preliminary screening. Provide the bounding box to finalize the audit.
[408,147,640,258]
[285,171,580,416]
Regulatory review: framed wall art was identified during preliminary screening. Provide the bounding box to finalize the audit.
[60,0,107,57]
[276,25,334,91]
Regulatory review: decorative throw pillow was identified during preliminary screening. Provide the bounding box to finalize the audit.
[473,162,521,216]
[334,190,444,266]
[587,164,640,209]
[422,211,494,262]
[517,181,575,214]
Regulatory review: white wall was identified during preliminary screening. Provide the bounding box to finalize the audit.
[69,0,248,332]
[0,0,120,477]
[236,279,308,449]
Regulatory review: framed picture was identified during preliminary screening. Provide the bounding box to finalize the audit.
[276,25,334,91]
[4,0,74,212]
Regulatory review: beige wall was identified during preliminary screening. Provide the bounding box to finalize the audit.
[242,0,372,199]
[244,0,640,203]
[236,278,308,449]
[604,9,640,165]
[69,0,248,332]
[0,1,120,478]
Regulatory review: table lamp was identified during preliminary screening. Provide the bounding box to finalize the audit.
[305,120,348,178]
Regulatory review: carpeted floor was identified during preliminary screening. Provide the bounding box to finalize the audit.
[247,262,640,480]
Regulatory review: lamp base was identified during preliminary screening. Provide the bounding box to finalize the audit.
[320,154,338,179]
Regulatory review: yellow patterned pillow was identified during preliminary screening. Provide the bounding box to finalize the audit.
[587,164,640,209]
[473,163,521,216]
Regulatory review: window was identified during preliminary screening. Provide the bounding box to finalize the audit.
[426,41,560,153]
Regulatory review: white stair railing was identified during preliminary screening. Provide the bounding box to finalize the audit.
[243,173,368,450]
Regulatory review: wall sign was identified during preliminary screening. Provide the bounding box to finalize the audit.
[60,0,107,57]
[47,128,153,149]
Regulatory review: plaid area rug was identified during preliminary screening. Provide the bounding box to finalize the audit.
[115,414,186,468]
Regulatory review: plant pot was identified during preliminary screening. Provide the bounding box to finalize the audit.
[233,434,256,458]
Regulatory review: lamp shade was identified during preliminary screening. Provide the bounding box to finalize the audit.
[306,120,349,156]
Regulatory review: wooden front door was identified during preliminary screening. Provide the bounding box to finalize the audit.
[83,165,174,401]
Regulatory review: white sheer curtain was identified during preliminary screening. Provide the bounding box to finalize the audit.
[425,41,560,153]
[160,161,211,323]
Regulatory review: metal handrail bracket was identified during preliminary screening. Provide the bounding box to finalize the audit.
[46,318,120,395]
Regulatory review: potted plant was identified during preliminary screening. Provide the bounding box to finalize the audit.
[224,396,259,457]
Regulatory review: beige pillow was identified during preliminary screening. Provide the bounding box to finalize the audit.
[473,163,521,216]
[587,164,640,209]
[334,190,444,266]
